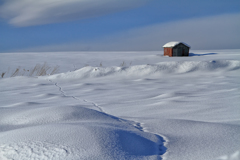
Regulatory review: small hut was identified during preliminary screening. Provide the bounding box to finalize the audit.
[163,41,190,57]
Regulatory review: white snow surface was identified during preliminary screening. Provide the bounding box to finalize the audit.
[163,41,191,48]
[0,50,240,160]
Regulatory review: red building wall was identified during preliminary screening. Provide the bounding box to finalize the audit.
[164,48,173,57]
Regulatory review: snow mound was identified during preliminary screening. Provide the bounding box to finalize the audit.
[48,60,240,80]
[0,105,166,160]
[0,105,118,126]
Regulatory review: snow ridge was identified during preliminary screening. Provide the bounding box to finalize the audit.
[47,60,240,80]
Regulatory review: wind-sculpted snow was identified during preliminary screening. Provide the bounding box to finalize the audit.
[0,104,166,160]
[48,60,240,80]
[1,50,240,160]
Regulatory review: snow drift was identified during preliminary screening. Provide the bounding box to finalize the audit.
[48,60,240,80]
[1,50,240,160]
[0,105,166,160]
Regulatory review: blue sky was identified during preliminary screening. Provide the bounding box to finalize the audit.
[0,0,239,52]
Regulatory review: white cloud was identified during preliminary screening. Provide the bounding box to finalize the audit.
[19,13,240,51]
[0,0,148,26]
[87,13,240,50]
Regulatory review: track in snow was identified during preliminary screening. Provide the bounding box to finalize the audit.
[48,79,167,159]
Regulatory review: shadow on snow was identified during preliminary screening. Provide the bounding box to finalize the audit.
[189,53,218,56]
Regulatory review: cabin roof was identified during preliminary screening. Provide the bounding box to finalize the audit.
[163,41,191,48]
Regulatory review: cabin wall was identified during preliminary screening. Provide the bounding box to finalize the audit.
[172,44,189,56]
[164,48,173,57]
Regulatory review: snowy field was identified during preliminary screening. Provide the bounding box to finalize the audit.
[0,50,240,160]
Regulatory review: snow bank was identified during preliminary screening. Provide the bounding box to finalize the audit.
[0,104,165,160]
[48,60,240,80]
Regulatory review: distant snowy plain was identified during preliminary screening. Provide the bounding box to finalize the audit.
[0,50,240,160]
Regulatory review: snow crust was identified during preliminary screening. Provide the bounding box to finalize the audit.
[0,50,240,160]
[163,41,191,48]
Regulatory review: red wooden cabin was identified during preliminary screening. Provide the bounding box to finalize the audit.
[163,42,190,57]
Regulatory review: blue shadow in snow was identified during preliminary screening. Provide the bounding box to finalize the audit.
[189,53,218,56]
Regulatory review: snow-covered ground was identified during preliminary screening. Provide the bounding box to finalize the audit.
[0,50,240,160]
